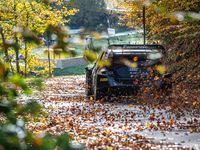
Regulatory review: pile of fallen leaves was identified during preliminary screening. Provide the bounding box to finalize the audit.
[15,74,200,150]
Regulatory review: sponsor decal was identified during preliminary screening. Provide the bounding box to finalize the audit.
[100,78,108,82]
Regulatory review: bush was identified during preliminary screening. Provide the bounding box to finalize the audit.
[0,63,85,150]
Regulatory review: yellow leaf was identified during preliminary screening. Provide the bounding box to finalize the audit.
[155,65,166,74]
[98,60,111,67]
[97,60,104,67]
[146,123,150,128]
[83,50,97,62]
[130,62,138,68]
[103,131,109,135]
[129,104,133,108]
[193,101,197,105]
[104,60,111,67]
[90,32,101,40]
[182,90,185,94]
[97,108,101,112]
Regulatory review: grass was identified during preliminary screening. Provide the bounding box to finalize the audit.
[108,33,143,45]
[52,62,96,77]
[52,65,87,76]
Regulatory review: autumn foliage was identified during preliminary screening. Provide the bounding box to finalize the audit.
[0,0,78,76]
[113,0,200,110]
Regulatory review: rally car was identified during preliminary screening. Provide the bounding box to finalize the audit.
[85,44,171,100]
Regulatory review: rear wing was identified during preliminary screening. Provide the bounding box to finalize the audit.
[108,44,165,51]
[107,44,165,61]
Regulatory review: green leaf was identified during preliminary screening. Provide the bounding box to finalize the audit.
[9,74,33,95]
[24,101,41,116]
[30,79,44,91]
[0,85,6,96]
[8,88,18,99]
[24,88,33,95]
[56,134,70,149]
[0,103,11,113]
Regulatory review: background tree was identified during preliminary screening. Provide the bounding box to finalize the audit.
[113,0,200,87]
[0,0,78,76]
[113,0,200,45]
[67,0,135,32]
[67,0,107,31]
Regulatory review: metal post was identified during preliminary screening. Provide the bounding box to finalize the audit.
[143,6,146,45]
[107,18,110,28]
[25,12,28,77]
[14,3,20,73]
[47,34,51,77]
[107,19,110,45]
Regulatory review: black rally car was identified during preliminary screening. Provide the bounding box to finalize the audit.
[85,44,171,100]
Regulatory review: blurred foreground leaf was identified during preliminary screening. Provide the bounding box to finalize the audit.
[83,50,97,63]
[9,74,32,95]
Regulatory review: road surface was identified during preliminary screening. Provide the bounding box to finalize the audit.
[17,75,200,149]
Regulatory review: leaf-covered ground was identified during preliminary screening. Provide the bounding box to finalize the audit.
[17,75,200,150]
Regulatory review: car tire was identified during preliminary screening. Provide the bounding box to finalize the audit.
[94,84,105,100]
[94,89,103,100]
[86,70,92,97]
[161,83,172,95]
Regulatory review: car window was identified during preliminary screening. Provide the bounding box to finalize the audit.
[107,49,162,61]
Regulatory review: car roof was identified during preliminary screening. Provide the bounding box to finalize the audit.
[106,44,165,60]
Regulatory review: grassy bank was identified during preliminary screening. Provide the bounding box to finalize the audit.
[52,62,95,77]
[52,65,86,76]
